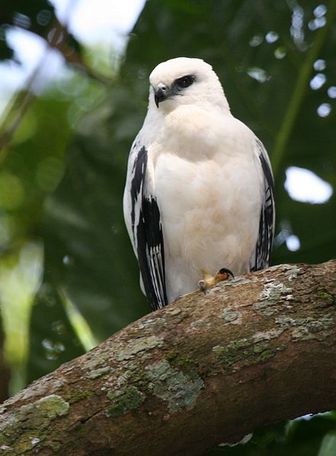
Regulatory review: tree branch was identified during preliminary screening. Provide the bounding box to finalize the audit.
[1,261,335,455]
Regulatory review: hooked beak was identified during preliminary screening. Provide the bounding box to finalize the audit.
[154,85,169,108]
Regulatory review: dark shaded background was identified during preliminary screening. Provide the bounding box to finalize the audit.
[0,0,335,454]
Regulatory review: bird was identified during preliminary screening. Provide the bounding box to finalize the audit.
[123,57,275,311]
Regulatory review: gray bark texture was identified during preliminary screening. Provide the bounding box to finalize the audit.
[0,261,336,456]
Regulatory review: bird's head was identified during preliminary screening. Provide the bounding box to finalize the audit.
[148,57,230,114]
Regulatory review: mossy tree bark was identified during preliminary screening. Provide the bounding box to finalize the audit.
[0,261,336,455]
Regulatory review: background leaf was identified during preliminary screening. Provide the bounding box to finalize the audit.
[0,0,335,454]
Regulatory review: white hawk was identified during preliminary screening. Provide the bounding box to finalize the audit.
[123,57,275,310]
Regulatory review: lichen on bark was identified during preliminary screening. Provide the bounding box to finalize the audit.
[145,359,204,413]
[0,261,335,456]
[0,395,69,453]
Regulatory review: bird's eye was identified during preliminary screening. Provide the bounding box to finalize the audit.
[175,75,195,89]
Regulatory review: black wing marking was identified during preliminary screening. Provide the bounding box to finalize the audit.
[250,139,275,271]
[130,146,168,310]
[130,145,146,240]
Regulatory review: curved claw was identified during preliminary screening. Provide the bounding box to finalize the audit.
[199,268,234,294]
[198,279,207,292]
[216,267,234,281]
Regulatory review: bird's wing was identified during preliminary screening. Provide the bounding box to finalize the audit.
[250,139,275,271]
[124,142,168,310]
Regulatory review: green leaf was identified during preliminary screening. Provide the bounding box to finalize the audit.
[318,433,336,456]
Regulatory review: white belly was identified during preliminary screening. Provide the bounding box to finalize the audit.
[154,151,262,302]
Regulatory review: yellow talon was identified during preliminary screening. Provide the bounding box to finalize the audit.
[198,268,234,293]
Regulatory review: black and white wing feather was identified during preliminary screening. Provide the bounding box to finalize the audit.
[250,139,275,271]
[124,142,168,310]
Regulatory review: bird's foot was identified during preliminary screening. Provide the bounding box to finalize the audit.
[198,268,234,293]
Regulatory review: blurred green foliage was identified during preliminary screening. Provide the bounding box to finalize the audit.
[0,0,336,454]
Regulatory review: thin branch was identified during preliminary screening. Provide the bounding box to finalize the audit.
[0,0,80,155]
[271,0,336,177]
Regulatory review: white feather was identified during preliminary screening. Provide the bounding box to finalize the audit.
[124,57,273,305]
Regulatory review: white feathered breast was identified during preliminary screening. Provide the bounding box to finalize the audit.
[123,57,275,310]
